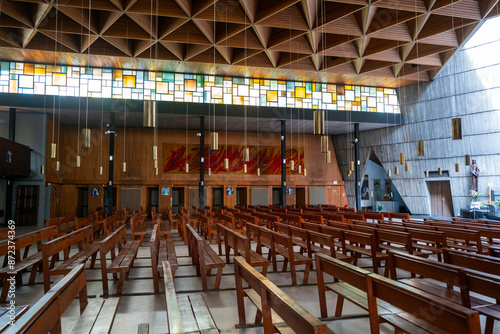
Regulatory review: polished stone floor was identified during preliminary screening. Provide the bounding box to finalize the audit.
[8,225,500,333]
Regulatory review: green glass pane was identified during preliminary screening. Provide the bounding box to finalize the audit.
[61,66,67,73]
[164,73,174,82]
[370,87,376,96]
[197,75,203,87]
[361,101,367,111]
[270,80,277,90]
[1,63,9,71]
[175,73,183,84]
[260,95,266,105]
[355,86,361,96]
[287,82,294,91]
[233,77,245,84]
[306,82,312,93]
[316,83,322,92]
[215,76,223,86]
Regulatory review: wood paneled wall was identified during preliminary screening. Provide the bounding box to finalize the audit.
[45,119,348,217]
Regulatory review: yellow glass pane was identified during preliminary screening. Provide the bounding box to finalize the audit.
[312,83,315,91]
[123,75,136,88]
[233,96,243,104]
[34,67,45,75]
[24,64,34,75]
[237,85,249,96]
[306,94,312,99]
[156,82,169,94]
[185,79,196,91]
[212,86,222,99]
[113,70,123,81]
[267,90,278,102]
[52,73,67,86]
[295,86,305,98]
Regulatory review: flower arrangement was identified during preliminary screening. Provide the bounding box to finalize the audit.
[376,203,384,212]
[469,190,481,200]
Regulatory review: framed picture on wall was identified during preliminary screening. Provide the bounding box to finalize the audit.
[286,187,294,195]
[361,177,369,200]
[91,187,100,196]
[161,187,170,196]
[226,187,234,195]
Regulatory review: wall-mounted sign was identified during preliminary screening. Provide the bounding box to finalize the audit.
[161,187,170,196]
[91,187,100,196]
[286,187,294,195]
[226,187,234,196]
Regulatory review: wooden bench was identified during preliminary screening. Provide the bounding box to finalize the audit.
[150,222,178,293]
[162,261,218,334]
[5,263,120,334]
[42,226,99,292]
[46,215,76,237]
[234,256,332,333]
[367,272,481,334]
[0,226,58,302]
[130,213,148,246]
[99,225,140,295]
[186,224,225,290]
[218,223,270,275]
[198,214,217,244]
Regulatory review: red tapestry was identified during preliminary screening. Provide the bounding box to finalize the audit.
[163,144,304,174]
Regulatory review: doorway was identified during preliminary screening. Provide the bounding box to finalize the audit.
[236,187,247,206]
[15,185,39,226]
[77,187,89,217]
[272,188,282,206]
[428,181,454,217]
[212,187,224,209]
[296,187,306,206]
[103,187,117,213]
[172,187,185,214]
[147,187,159,217]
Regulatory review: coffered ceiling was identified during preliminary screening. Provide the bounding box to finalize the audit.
[0,0,498,88]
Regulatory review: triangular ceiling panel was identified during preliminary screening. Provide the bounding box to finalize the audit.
[188,47,231,65]
[257,4,309,30]
[224,28,264,49]
[321,14,363,36]
[127,0,188,17]
[162,21,211,44]
[24,31,74,53]
[195,0,248,24]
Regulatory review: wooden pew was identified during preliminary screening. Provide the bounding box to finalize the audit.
[315,252,397,318]
[130,213,148,246]
[186,224,225,290]
[367,273,481,334]
[150,222,178,293]
[0,226,58,302]
[234,256,332,333]
[166,208,180,230]
[387,212,409,221]
[45,215,76,237]
[41,226,99,292]
[99,225,140,295]
[6,263,119,334]
[218,223,270,275]
[162,261,218,334]
[198,214,217,244]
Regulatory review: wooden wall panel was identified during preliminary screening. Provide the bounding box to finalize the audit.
[45,124,347,214]
[88,185,104,213]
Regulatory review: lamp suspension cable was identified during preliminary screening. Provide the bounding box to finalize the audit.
[82,0,92,149]
[100,98,103,175]
[123,100,127,172]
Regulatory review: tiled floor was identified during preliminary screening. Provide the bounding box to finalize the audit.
[8,225,500,333]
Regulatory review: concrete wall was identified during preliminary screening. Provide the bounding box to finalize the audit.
[361,160,405,210]
[334,17,500,215]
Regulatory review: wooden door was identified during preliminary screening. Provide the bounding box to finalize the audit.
[429,181,454,217]
[236,188,247,206]
[15,185,39,226]
[296,188,306,206]
[212,187,223,209]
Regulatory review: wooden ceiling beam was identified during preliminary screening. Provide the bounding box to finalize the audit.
[0,28,23,47]
[265,49,280,67]
[158,18,189,40]
[132,39,154,57]
[185,43,212,60]
[32,2,53,28]
[2,0,34,28]
[252,24,272,49]
[158,40,185,60]
[192,18,214,44]
[57,6,99,34]
[98,11,124,36]
[192,0,216,18]
[317,34,352,53]
[214,45,233,64]
[238,0,258,23]
[215,23,248,44]
[39,30,80,52]
[300,0,319,29]
[174,0,193,17]
[267,29,305,49]
[255,0,299,24]
[315,3,364,29]
[126,13,157,39]
[81,34,99,53]
[478,0,500,17]
[363,39,400,56]
[101,36,133,56]
[360,60,393,74]
[276,52,310,67]
[232,49,262,64]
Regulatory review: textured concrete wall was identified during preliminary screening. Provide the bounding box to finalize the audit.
[333,20,500,215]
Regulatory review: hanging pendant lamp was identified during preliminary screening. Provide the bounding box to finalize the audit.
[152,145,158,160]
[143,100,156,127]
[320,135,328,153]
[326,151,331,164]
[224,158,229,170]
[290,160,295,171]
[82,128,91,148]
[122,162,127,172]
[313,110,325,135]
[465,155,471,166]
[395,166,399,175]
[243,147,250,162]
[399,153,405,165]
[76,155,81,167]
[405,162,409,172]
[211,133,219,150]
[50,143,57,159]
[243,164,247,173]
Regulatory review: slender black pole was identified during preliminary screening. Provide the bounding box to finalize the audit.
[281,120,286,208]
[107,113,115,217]
[199,116,205,209]
[5,108,16,221]
[354,123,361,210]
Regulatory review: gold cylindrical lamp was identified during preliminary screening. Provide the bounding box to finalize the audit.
[243,164,247,173]
[82,128,91,148]
[455,163,460,172]
[151,145,158,160]
[40,165,45,175]
[122,162,127,172]
[326,151,331,164]
[56,160,60,171]
[387,169,391,177]
[303,168,307,176]
[418,141,425,156]
[349,161,355,171]
[155,167,158,176]
[395,166,399,175]
[50,143,57,158]
[224,158,229,170]
[465,154,471,166]
[313,110,325,135]
[399,153,405,165]
[438,167,442,175]
[320,135,328,153]
[290,160,295,171]
[298,165,302,174]
[185,163,189,173]
[243,147,250,162]
[143,100,156,127]
[99,166,103,175]
[257,167,261,176]
[153,159,158,169]
[208,167,212,175]
[76,155,81,167]
[405,162,409,172]
[425,170,429,177]
[211,132,219,150]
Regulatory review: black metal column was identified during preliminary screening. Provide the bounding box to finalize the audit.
[5,108,16,221]
[354,123,361,210]
[281,120,286,208]
[199,116,205,209]
[107,113,115,217]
